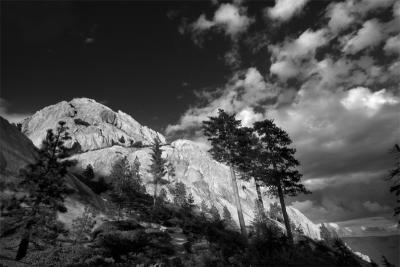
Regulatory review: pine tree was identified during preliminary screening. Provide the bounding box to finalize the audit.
[71,205,97,244]
[158,188,168,204]
[222,205,237,229]
[200,200,208,213]
[185,192,195,210]
[83,164,95,181]
[320,223,332,242]
[171,181,187,207]
[166,161,176,181]
[387,144,400,222]
[80,164,111,195]
[209,205,221,222]
[253,119,310,244]
[382,255,396,267]
[13,121,76,260]
[108,156,144,219]
[202,109,247,238]
[149,138,168,208]
[268,202,283,222]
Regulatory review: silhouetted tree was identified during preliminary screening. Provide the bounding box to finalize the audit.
[170,181,187,207]
[13,121,76,260]
[83,164,95,181]
[149,138,168,208]
[202,109,247,238]
[253,119,310,244]
[71,205,97,244]
[320,223,332,242]
[268,202,283,222]
[109,156,145,219]
[185,192,196,211]
[209,205,221,222]
[166,161,176,181]
[382,255,396,267]
[158,188,168,204]
[222,205,236,229]
[387,144,400,222]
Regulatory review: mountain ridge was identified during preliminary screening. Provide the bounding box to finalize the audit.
[19,97,321,239]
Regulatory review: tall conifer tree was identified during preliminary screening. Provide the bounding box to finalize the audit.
[202,109,247,238]
[13,121,75,260]
[149,138,168,208]
[253,119,310,244]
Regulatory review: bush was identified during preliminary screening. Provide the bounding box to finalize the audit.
[74,118,90,127]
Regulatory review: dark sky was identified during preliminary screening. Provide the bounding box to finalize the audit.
[1,0,399,228]
[1,1,234,131]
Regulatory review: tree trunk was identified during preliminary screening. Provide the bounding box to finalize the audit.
[153,179,158,208]
[230,165,247,239]
[15,223,32,261]
[277,182,293,244]
[254,179,265,217]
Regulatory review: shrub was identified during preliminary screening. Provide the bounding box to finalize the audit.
[74,118,90,127]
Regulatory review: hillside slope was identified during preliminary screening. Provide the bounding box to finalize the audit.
[20,98,321,239]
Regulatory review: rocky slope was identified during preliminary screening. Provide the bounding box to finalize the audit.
[0,115,104,221]
[19,98,321,240]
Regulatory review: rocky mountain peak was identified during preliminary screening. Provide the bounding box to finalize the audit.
[19,98,322,240]
[21,98,165,153]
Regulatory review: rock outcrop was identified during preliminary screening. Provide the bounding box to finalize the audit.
[19,98,321,240]
[21,98,165,152]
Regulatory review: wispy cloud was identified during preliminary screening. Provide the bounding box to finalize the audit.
[0,98,31,123]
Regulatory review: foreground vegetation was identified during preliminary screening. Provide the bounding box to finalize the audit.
[0,120,374,266]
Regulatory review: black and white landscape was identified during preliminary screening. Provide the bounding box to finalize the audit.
[1,0,399,266]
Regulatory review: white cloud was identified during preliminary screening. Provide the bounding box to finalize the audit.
[267,0,309,22]
[357,0,396,16]
[384,34,400,56]
[326,1,355,33]
[192,3,252,38]
[303,171,385,191]
[270,60,299,81]
[363,201,391,212]
[269,29,328,81]
[192,14,214,31]
[236,107,263,127]
[291,200,327,214]
[341,87,399,115]
[273,29,328,59]
[166,67,275,136]
[342,19,385,54]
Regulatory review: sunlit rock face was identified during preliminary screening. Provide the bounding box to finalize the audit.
[21,98,165,152]
[21,98,321,240]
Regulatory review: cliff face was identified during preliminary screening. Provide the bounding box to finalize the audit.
[21,98,165,152]
[19,98,321,240]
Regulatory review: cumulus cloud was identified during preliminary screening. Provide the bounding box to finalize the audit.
[266,0,309,22]
[172,0,400,223]
[272,29,328,60]
[326,0,395,34]
[341,87,399,115]
[384,34,400,55]
[270,60,299,81]
[342,19,385,54]
[269,29,328,81]
[192,3,253,38]
[166,67,276,136]
[326,1,355,33]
